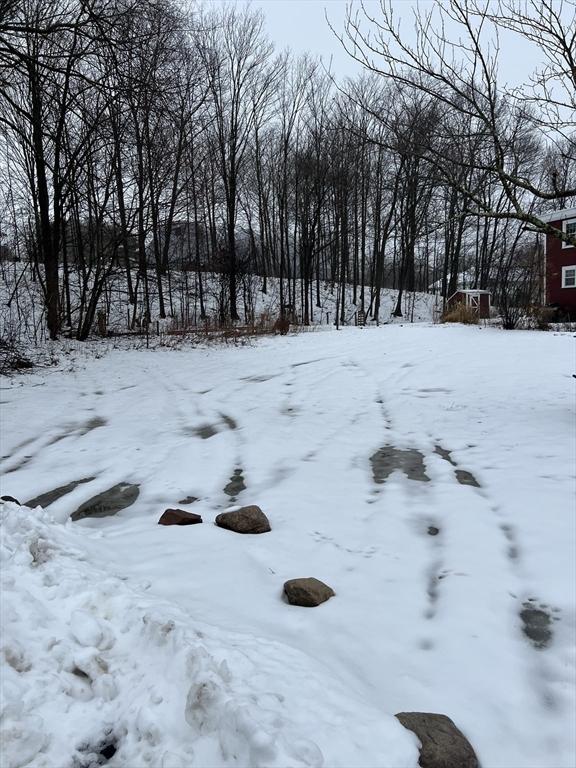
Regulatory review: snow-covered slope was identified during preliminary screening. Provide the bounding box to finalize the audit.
[1,324,575,768]
[0,264,437,345]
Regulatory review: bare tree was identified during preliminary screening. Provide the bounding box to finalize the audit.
[199,5,275,321]
[339,0,576,246]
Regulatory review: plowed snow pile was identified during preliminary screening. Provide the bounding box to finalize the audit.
[0,500,417,768]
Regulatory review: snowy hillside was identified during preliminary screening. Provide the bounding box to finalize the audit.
[1,324,575,768]
[0,264,437,345]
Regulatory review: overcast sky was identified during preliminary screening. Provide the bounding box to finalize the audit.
[250,0,368,78]
[244,0,538,86]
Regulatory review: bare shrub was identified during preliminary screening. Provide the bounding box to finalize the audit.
[272,317,290,335]
[527,306,558,331]
[0,338,34,375]
[255,312,273,332]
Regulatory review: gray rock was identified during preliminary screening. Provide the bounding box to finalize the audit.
[284,577,335,607]
[395,712,480,768]
[158,508,202,526]
[215,505,270,534]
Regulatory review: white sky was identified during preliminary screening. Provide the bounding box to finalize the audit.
[250,0,368,78]
[239,0,538,86]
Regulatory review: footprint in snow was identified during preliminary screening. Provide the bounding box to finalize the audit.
[500,523,521,561]
[223,468,246,500]
[455,469,481,488]
[434,444,481,487]
[424,561,443,619]
[188,423,219,439]
[370,446,431,485]
[219,413,237,430]
[178,495,199,505]
[519,599,560,650]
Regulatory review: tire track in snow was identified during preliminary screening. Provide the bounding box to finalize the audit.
[430,441,571,716]
[484,498,570,713]
[145,366,246,509]
[352,346,528,663]
[351,351,459,648]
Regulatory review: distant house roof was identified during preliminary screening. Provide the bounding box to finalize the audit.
[451,289,491,294]
[427,271,474,292]
[539,207,576,223]
[447,289,491,301]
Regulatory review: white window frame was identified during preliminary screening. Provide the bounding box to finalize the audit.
[562,218,576,249]
[561,265,576,289]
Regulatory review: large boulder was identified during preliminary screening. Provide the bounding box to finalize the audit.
[283,577,335,607]
[394,712,480,768]
[215,505,271,534]
[158,508,202,526]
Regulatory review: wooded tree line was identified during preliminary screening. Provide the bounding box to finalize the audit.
[0,0,574,340]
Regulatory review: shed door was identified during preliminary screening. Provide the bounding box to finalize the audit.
[468,294,480,310]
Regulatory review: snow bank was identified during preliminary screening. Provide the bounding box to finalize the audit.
[0,501,418,768]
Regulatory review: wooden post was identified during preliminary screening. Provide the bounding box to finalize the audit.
[97,310,107,338]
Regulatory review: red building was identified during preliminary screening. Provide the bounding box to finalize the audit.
[541,207,576,317]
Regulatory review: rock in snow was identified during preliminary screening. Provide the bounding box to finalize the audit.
[158,508,203,526]
[215,505,271,534]
[395,712,480,768]
[283,578,335,607]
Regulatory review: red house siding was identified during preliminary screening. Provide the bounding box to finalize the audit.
[546,219,576,315]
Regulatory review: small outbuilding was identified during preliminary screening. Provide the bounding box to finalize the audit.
[447,289,491,319]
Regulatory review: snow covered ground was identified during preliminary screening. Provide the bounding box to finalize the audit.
[1,324,575,768]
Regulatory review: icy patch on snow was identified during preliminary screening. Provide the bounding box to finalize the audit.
[0,501,417,768]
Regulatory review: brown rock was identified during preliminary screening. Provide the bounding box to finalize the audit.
[283,577,335,607]
[215,505,270,534]
[158,508,203,526]
[395,712,480,768]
